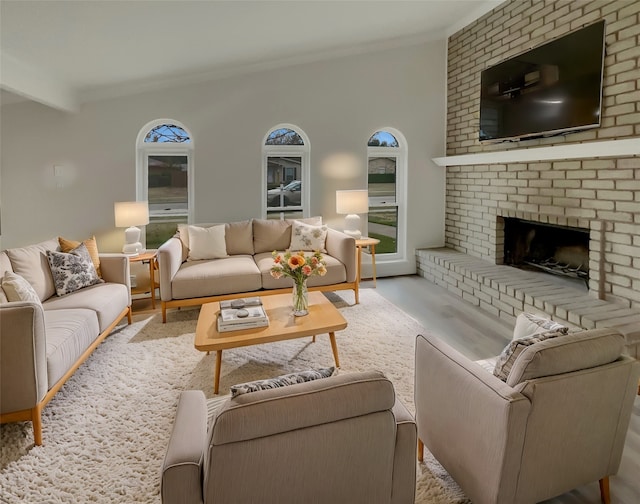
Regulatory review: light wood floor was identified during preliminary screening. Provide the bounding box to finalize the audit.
[374,274,640,504]
[134,275,639,503]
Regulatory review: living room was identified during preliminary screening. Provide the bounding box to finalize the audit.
[2,1,639,503]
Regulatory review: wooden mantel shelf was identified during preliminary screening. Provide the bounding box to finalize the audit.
[432,138,640,167]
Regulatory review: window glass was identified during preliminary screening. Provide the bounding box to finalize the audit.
[263,125,309,220]
[367,131,399,147]
[137,121,193,248]
[368,157,396,204]
[265,128,304,145]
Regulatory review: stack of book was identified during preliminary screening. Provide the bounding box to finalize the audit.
[217,297,269,332]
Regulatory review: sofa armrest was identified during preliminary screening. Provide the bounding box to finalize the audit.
[0,301,48,414]
[161,390,207,504]
[391,398,417,504]
[99,254,131,305]
[414,333,531,504]
[157,237,183,301]
[325,229,356,283]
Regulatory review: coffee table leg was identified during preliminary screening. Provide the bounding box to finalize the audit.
[329,332,340,368]
[214,350,222,395]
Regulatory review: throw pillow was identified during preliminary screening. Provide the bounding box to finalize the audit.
[493,328,568,382]
[230,367,335,398]
[187,224,228,261]
[1,271,42,306]
[512,312,568,340]
[289,220,328,252]
[46,243,103,296]
[58,235,102,278]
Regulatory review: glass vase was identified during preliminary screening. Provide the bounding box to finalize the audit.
[292,279,309,317]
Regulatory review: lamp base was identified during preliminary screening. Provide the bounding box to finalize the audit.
[343,214,362,240]
[343,229,362,239]
[122,226,145,256]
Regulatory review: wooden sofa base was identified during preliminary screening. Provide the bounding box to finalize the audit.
[0,306,131,446]
[161,282,358,323]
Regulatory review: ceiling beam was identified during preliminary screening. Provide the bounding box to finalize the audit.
[0,52,78,113]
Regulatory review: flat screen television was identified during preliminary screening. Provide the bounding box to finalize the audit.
[479,20,606,142]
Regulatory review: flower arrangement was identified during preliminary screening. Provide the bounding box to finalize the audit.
[270,250,327,283]
[271,250,327,316]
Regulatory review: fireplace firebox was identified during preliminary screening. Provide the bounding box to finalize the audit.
[503,218,590,286]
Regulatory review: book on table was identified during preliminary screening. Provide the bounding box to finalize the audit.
[217,299,269,332]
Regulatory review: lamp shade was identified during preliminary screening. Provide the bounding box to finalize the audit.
[336,190,369,215]
[114,201,149,228]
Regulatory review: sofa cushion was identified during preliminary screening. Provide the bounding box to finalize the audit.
[512,312,567,340]
[255,252,347,289]
[1,271,42,306]
[44,308,100,387]
[494,328,568,382]
[171,256,262,300]
[6,238,59,301]
[253,219,292,254]
[43,282,129,332]
[230,367,335,398]
[506,329,625,387]
[59,235,102,278]
[46,244,103,296]
[225,220,254,255]
[290,221,328,252]
[187,225,228,261]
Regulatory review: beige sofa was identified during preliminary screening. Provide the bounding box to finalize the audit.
[157,218,357,322]
[0,238,131,445]
[161,370,417,504]
[414,329,640,504]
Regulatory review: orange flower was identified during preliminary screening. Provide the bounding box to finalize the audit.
[274,255,281,264]
[288,254,305,270]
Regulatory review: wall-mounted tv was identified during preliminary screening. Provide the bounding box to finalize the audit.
[479,20,606,143]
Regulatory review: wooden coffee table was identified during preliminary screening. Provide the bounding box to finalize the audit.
[195,291,347,394]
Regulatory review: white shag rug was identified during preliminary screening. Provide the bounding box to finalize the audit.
[0,289,470,504]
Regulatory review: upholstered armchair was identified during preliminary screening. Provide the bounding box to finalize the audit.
[414,329,639,504]
[162,370,416,504]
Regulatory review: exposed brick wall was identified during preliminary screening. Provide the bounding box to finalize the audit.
[444,0,640,309]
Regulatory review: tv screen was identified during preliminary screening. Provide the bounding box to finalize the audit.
[479,20,605,142]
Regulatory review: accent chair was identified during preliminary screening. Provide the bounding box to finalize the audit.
[414,329,640,504]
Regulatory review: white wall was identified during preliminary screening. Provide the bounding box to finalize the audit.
[0,40,446,276]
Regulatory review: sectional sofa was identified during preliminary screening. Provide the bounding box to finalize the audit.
[0,238,131,445]
[157,218,357,323]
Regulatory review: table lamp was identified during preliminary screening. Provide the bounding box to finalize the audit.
[114,201,149,256]
[336,190,368,239]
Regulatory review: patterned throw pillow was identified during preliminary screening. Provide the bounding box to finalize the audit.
[493,328,568,382]
[58,235,102,278]
[230,367,335,398]
[512,312,567,340]
[289,221,328,252]
[46,243,103,296]
[1,271,42,306]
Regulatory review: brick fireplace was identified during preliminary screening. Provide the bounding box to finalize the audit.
[424,0,640,313]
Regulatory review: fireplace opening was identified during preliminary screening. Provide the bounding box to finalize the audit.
[503,218,589,287]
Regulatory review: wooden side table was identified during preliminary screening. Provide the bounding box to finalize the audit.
[129,250,159,309]
[355,237,381,287]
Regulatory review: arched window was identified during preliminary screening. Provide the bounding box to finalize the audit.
[367,129,407,260]
[262,125,310,220]
[136,120,193,248]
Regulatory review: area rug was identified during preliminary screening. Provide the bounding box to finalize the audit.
[0,289,470,503]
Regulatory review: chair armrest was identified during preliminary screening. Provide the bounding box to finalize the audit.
[161,390,207,504]
[414,333,531,504]
[0,302,48,413]
[391,398,417,504]
[157,237,183,301]
[325,229,356,282]
[99,254,131,305]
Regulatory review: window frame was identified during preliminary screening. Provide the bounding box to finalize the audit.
[367,128,407,262]
[136,119,194,247]
[262,124,310,220]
